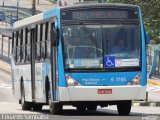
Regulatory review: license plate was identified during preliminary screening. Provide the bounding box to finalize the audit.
[98,89,112,94]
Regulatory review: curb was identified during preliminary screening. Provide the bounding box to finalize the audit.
[133,101,160,107]
[147,79,160,86]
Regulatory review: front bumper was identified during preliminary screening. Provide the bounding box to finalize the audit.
[59,85,146,101]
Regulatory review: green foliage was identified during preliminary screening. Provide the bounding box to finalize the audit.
[107,0,160,44]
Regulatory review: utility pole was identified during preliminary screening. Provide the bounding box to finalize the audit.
[2,0,4,6]
[32,0,36,15]
[37,0,39,4]
[17,0,19,20]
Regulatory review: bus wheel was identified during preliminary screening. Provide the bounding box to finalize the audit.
[32,104,43,111]
[76,106,86,111]
[117,100,132,116]
[21,82,32,110]
[87,106,97,111]
[48,91,62,114]
[49,103,62,114]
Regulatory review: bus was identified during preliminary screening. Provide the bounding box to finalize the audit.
[11,3,150,115]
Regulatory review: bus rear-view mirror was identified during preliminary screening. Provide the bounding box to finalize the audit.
[51,29,59,46]
[145,31,150,44]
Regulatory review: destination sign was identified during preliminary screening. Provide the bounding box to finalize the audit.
[61,8,139,21]
[72,11,128,19]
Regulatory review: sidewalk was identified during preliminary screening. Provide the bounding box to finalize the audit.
[147,76,160,86]
[0,60,10,74]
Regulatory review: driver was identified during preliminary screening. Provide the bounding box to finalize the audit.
[111,39,127,52]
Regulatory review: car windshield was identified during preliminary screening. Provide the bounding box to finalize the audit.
[62,23,141,69]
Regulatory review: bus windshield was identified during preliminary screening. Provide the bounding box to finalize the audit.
[62,23,141,69]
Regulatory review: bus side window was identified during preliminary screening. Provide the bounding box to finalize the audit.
[21,29,26,63]
[12,32,14,54]
[45,22,49,60]
[25,28,27,63]
[13,32,17,62]
[36,24,41,61]
[41,42,45,61]
[26,28,31,63]
[41,23,45,61]
[16,31,19,63]
[20,29,24,63]
[45,22,50,60]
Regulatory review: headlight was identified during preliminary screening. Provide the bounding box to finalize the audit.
[128,73,141,85]
[65,74,81,86]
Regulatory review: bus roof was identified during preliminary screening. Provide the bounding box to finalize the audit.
[60,3,139,10]
[13,13,43,30]
[13,7,59,30]
[13,3,139,30]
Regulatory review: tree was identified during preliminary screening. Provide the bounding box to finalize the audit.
[107,0,160,44]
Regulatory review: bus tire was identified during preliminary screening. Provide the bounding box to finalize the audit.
[21,82,32,110]
[87,106,97,111]
[49,102,62,115]
[32,104,43,111]
[117,100,132,116]
[48,90,62,114]
[76,106,86,111]
[45,77,49,104]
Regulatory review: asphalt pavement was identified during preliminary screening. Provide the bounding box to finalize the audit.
[0,1,160,119]
[0,63,160,120]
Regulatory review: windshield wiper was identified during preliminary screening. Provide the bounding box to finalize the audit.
[79,20,87,31]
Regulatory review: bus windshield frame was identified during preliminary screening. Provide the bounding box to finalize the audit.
[61,7,141,72]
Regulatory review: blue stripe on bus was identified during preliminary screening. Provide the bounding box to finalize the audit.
[57,10,67,87]
[139,7,147,86]
[44,7,66,87]
[66,72,140,86]
[58,41,67,87]
[43,7,60,19]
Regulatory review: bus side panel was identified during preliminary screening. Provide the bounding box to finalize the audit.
[35,62,51,103]
[44,8,67,100]
[14,65,21,101]
[139,7,147,86]
[15,64,32,101]
[35,63,43,102]
[20,64,32,102]
[57,11,67,88]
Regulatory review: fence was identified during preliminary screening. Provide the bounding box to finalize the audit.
[0,31,12,64]
[147,44,160,78]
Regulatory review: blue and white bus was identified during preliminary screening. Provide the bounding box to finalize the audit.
[11,3,150,115]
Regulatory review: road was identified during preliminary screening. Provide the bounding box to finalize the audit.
[0,66,160,120]
[0,1,160,119]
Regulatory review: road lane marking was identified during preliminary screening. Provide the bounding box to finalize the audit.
[147,86,160,92]
[0,82,12,89]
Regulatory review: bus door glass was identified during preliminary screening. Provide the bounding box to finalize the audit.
[50,22,59,101]
[31,28,36,101]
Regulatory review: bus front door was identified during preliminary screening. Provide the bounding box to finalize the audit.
[31,28,36,102]
[50,27,58,102]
